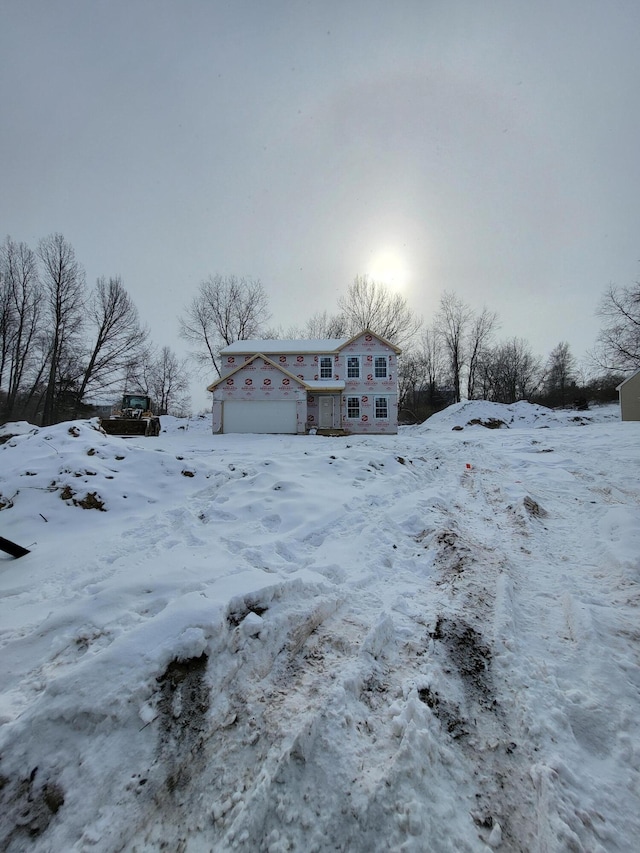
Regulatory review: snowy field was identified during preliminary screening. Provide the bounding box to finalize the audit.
[0,401,638,853]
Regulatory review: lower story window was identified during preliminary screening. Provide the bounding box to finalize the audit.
[347,396,360,418]
[374,396,388,419]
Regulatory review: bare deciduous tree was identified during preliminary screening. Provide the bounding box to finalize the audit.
[75,276,149,408]
[397,348,426,422]
[338,275,421,347]
[466,307,499,400]
[0,232,185,425]
[485,337,541,403]
[38,233,86,425]
[180,275,271,378]
[592,282,640,372]
[0,238,43,420]
[0,270,10,392]
[398,325,452,422]
[301,310,348,340]
[136,346,191,416]
[434,291,472,403]
[421,325,449,405]
[544,341,576,407]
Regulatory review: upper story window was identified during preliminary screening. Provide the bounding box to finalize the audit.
[347,356,360,378]
[374,356,387,378]
[320,356,332,379]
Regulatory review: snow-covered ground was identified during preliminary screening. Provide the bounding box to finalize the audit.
[0,402,638,853]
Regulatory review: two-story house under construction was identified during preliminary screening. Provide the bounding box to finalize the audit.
[207,330,401,435]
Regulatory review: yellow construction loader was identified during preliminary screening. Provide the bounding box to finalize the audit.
[99,394,161,437]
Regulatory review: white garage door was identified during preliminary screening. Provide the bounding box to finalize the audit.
[223,400,298,434]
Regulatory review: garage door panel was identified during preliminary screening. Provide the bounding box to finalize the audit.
[223,400,297,434]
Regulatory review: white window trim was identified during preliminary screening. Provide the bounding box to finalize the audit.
[346,396,360,418]
[374,356,388,378]
[374,395,389,419]
[346,355,361,379]
[319,356,332,379]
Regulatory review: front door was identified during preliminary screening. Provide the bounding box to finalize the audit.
[319,396,334,428]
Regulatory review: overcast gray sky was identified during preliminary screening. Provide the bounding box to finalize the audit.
[2,0,640,409]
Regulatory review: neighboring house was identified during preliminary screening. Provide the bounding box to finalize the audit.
[617,369,640,421]
[207,330,401,435]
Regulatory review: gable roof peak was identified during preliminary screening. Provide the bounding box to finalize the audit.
[338,328,402,354]
[206,352,307,391]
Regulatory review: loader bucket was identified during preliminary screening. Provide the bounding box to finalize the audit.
[100,418,158,437]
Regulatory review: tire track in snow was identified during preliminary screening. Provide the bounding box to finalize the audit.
[122,444,542,852]
[453,432,640,852]
[126,583,493,853]
[5,426,637,851]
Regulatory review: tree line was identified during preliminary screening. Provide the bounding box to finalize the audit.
[3,232,638,426]
[0,234,190,425]
[181,272,637,423]
[400,284,638,421]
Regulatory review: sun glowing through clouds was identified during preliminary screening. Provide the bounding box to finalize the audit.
[367,248,410,292]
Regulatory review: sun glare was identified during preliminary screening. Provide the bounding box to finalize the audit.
[367,249,410,292]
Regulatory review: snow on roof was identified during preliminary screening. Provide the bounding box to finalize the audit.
[221,338,349,354]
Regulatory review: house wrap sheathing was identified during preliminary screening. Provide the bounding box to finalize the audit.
[207,330,401,435]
